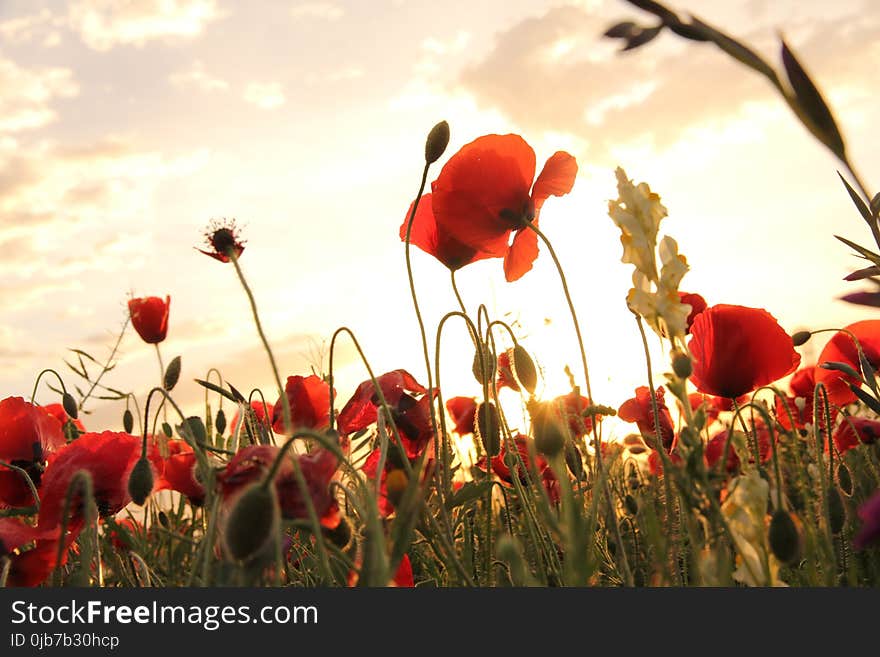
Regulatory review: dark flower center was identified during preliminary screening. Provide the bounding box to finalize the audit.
[211,228,237,256]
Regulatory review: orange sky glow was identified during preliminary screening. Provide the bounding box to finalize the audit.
[1,0,878,440]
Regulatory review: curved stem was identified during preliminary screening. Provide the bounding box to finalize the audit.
[229,250,289,439]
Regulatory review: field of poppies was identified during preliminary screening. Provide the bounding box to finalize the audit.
[2,1,880,588]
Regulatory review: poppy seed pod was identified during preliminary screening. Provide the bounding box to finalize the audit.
[477,402,501,457]
[511,345,538,394]
[163,356,181,391]
[224,484,278,562]
[127,456,154,506]
[425,120,450,164]
[768,509,802,565]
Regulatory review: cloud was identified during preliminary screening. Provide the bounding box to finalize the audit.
[243,82,286,110]
[169,60,229,92]
[0,9,64,47]
[0,56,79,134]
[68,0,223,51]
[290,2,345,21]
[458,4,880,161]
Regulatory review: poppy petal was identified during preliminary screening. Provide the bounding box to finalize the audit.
[815,320,880,405]
[532,151,578,210]
[503,223,539,282]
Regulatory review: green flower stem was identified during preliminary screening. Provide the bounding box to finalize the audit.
[78,316,129,412]
[402,163,446,498]
[29,368,68,404]
[634,314,675,584]
[228,250,288,440]
[0,461,39,517]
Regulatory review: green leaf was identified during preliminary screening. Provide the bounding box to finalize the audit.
[837,171,873,225]
[445,480,495,510]
[194,378,239,403]
[689,17,779,84]
[834,235,880,268]
[781,39,846,160]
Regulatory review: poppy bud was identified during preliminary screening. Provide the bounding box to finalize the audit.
[768,509,802,565]
[215,408,227,436]
[791,330,812,347]
[477,402,501,457]
[62,393,78,420]
[123,409,134,434]
[837,463,853,497]
[163,355,181,391]
[471,344,496,385]
[827,488,846,534]
[424,120,450,164]
[127,457,154,506]
[564,441,584,478]
[671,351,692,379]
[511,345,538,394]
[225,484,278,562]
[624,494,639,516]
[162,422,173,438]
[385,469,408,509]
[528,400,567,456]
[158,511,170,528]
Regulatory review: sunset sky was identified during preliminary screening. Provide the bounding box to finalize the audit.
[2,0,878,436]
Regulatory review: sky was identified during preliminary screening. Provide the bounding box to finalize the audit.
[1,0,879,437]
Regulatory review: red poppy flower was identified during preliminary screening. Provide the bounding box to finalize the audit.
[687,393,721,426]
[41,403,85,433]
[477,434,544,483]
[0,397,66,508]
[688,304,801,399]
[218,445,340,528]
[647,448,683,477]
[853,489,880,550]
[401,194,496,271]
[271,375,332,434]
[618,386,675,452]
[360,447,431,518]
[446,396,477,435]
[3,536,70,587]
[229,400,275,438]
[705,425,774,473]
[815,320,880,406]
[774,366,832,431]
[37,431,162,530]
[552,392,599,438]
[832,417,880,454]
[495,350,519,391]
[678,292,707,333]
[106,517,143,552]
[128,296,170,344]
[406,134,578,282]
[157,440,205,505]
[392,554,415,587]
[338,370,436,459]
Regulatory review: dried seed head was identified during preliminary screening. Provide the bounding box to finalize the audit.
[224,484,278,561]
[127,457,154,506]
